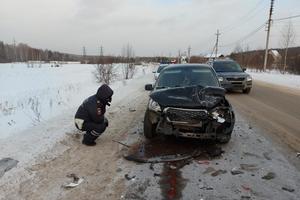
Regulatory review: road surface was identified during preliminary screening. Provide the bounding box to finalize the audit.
[227,80,300,152]
[1,78,299,200]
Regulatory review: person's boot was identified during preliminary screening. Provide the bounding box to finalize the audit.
[82,132,97,146]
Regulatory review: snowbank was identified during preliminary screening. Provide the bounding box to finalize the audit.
[248,69,300,89]
[0,63,154,139]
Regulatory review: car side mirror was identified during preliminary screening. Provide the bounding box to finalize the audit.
[243,68,247,72]
[145,84,153,91]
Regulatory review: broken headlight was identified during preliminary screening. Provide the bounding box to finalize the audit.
[246,76,252,82]
[210,110,226,123]
[148,98,161,112]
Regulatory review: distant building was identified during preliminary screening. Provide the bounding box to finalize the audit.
[269,49,282,68]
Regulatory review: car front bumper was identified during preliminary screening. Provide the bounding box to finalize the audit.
[148,107,234,139]
[220,80,252,91]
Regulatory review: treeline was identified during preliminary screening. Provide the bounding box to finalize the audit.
[230,47,300,74]
[0,40,177,64]
[0,41,82,63]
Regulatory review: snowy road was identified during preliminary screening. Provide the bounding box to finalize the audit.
[0,72,300,200]
[227,80,300,153]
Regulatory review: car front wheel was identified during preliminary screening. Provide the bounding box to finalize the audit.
[243,88,251,94]
[143,110,157,139]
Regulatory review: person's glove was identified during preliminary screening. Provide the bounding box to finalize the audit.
[104,118,109,127]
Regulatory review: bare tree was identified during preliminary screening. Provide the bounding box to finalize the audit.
[94,64,116,85]
[122,44,136,79]
[280,20,295,73]
[93,47,116,85]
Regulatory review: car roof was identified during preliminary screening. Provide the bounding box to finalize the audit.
[213,58,235,63]
[163,64,213,70]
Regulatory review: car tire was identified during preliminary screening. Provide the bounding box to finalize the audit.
[217,134,231,144]
[143,110,157,139]
[243,88,251,94]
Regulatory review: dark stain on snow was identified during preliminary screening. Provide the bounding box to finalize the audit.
[123,136,224,200]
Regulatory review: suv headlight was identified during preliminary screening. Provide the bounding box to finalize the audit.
[246,76,252,82]
[148,98,161,112]
[218,77,224,82]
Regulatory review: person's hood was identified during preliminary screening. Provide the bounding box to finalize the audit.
[150,85,225,109]
[96,84,114,101]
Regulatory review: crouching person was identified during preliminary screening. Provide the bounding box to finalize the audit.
[74,84,114,146]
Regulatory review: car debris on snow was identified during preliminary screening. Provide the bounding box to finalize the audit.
[211,169,227,177]
[129,108,136,112]
[197,160,210,165]
[202,167,216,174]
[261,172,276,180]
[282,186,295,192]
[112,140,131,148]
[231,167,244,175]
[62,173,84,189]
[124,174,136,181]
[240,164,259,171]
[0,158,18,178]
[263,152,272,160]
[241,195,251,200]
[241,185,251,192]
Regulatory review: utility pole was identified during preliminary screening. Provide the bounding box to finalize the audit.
[82,46,86,64]
[13,38,17,63]
[187,45,191,63]
[215,30,221,59]
[99,45,104,64]
[263,0,275,71]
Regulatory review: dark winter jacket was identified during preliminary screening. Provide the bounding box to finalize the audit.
[75,84,114,124]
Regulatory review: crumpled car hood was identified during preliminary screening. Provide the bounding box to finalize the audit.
[150,86,226,109]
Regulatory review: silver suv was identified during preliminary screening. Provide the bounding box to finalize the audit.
[210,59,252,94]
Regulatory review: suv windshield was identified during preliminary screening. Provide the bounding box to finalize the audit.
[157,65,169,73]
[213,61,243,72]
[156,67,219,88]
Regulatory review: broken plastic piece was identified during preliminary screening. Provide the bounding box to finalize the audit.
[62,174,84,189]
[231,167,244,175]
[282,186,295,192]
[197,160,210,165]
[262,172,276,180]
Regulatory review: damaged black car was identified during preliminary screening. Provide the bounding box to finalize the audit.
[144,64,235,143]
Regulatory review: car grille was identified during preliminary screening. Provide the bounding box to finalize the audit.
[227,77,245,81]
[165,107,208,124]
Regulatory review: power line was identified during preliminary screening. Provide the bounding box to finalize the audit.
[274,14,300,21]
[221,0,267,33]
[219,22,266,47]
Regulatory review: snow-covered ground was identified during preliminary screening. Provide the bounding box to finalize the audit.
[248,69,300,89]
[0,62,154,164]
[0,63,153,139]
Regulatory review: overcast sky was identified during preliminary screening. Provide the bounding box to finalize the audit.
[1,0,300,56]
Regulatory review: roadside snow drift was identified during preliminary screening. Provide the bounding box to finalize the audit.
[248,69,300,89]
[0,63,152,139]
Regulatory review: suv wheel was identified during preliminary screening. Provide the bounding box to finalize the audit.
[143,110,157,139]
[243,88,251,94]
[217,134,231,144]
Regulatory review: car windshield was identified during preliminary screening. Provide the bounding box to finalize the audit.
[156,67,219,88]
[157,65,168,73]
[213,61,243,72]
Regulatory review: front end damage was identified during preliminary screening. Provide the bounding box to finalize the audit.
[147,86,235,140]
